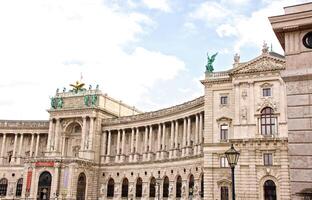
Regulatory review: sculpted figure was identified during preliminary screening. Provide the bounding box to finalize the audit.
[84,95,89,106]
[205,52,218,73]
[91,94,98,106]
[57,98,63,108]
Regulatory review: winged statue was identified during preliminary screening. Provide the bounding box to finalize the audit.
[70,81,85,92]
[205,52,218,73]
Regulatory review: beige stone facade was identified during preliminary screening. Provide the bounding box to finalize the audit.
[0,46,291,200]
[3,3,312,200]
[270,2,312,200]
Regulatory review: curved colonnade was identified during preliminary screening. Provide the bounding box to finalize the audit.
[100,96,205,199]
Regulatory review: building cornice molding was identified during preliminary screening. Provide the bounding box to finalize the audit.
[102,96,204,125]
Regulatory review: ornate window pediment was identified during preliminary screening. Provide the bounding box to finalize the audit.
[256,98,278,113]
[216,117,232,125]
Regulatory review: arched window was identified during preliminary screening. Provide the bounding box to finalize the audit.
[149,177,156,197]
[261,107,276,136]
[264,180,276,200]
[16,178,23,197]
[76,173,86,200]
[121,178,129,198]
[135,177,142,197]
[176,176,182,198]
[189,174,194,197]
[107,178,114,197]
[163,176,169,198]
[200,174,204,198]
[221,186,229,200]
[0,178,8,196]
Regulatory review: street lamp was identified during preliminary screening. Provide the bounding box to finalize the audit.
[225,144,240,200]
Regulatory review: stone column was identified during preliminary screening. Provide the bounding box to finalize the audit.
[186,116,191,155]
[54,118,60,152]
[129,128,135,162]
[35,134,40,157]
[0,134,6,164]
[157,124,162,160]
[169,121,174,159]
[174,120,179,158]
[12,133,18,162]
[80,117,87,151]
[30,133,34,157]
[195,114,199,155]
[120,129,126,162]
[106,131,111,163]
[148,125,153,161]
[61,136,66,156]
[102,131,107,163]
[88,117,94,150]
[115,129,121,162]
[161,123,166,159]
[134,128,139,161]
[17,134,24,163]
[182,118,187,156]
[143,126,148,161]
[47,119,53,151]
[198,113,203,154]
[51,163,60,198]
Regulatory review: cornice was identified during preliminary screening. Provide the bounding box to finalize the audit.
[0,120,49,130]
[102,96,204,126]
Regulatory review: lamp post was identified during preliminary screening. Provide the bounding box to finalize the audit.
[225,144,240,200]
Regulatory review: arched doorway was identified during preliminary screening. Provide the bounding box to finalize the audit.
[176,175,182,198]
[189,174,194,197]
[163,176,169,198]
[37,171,52,200]
[107,178,114,197]
[76,173,86,200]
[264,180,276,200]
[136,177,142,198]
[149,177,156,197]
[121,178,129,198]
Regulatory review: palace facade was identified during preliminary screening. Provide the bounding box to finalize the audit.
[0,44,291,200]
[1,2,311,200]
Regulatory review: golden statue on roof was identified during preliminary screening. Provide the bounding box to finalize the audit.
[70,81,85,91]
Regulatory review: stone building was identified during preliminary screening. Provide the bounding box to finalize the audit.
[4,2,312,199]
[0,43,291,200]
[270,2,312,200]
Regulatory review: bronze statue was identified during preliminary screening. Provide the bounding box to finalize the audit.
[205,52,218,73]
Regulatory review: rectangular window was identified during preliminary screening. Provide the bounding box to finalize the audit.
[221,186,229,200]
[220,96,228,105]
[220,157,229,168]
[263,88,271,97]
[264,153,273,166]
[220,125,228,141]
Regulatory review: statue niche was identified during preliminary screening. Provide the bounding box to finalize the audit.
[63,122,82,157]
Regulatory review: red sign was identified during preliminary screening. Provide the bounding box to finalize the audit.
[35,162,54,167]
[26,170,32,192]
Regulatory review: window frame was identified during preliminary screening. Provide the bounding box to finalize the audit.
[262,88,272,97]
[260,107,277,136]
[263,153,273,166]
[220,96,228,105]
[220,124,229,141]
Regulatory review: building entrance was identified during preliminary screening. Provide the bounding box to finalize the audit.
[76,173,86,200]
[37,171,52,200]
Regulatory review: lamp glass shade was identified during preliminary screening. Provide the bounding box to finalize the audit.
[225,144,240,168]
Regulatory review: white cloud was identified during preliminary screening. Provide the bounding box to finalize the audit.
[0,0,185,119]
[189,1,230,23]
[226,0,310,53]
[216,24,238,37]
[142,0,171,12]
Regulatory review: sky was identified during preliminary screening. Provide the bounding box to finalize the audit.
[0,0,311,120]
